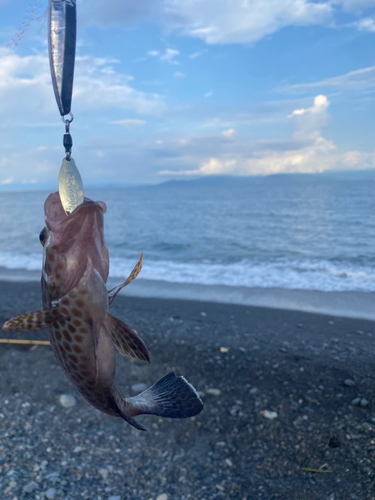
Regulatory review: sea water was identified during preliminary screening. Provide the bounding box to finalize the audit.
[0,175,374,296]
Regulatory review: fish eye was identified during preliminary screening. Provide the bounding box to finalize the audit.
[39,228,46,246]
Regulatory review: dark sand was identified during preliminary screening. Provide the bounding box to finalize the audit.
[1,281,375,500]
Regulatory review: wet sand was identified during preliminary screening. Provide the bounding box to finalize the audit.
[1,281,375,499]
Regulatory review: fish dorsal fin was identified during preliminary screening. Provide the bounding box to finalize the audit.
[105,314,149,362]
[108,254,143,306]
[2,308,68,332]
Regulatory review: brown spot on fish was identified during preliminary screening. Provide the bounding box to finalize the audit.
[85,318,91,326]
[48,253,55,262]
[63,331,72,342]
[46,264,52,274]
[73,319,81,327]
[61,298,69,306]
[68,324,76,333]
[55,331,62,341]
[79,327,87,334]
[80,289,88,295]
[73,344,82,354]
[69,354,79,363]
[60,307,68,316]
[63,341,72,352]
[55,273,61,280]
[75,300,84,308]
[74,334,83,343]
[69,291,77,298]
[57,263,63,270]
[72,309,82,318]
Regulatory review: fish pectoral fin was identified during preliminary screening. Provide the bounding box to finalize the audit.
[108,253,143,306]
[105,313,149,362]
[2,308,67,332]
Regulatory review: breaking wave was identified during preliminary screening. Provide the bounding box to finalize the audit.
[1,251,374,292]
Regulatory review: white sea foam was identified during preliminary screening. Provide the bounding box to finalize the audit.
[0,251,374,292]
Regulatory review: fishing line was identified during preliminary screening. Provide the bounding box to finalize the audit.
[7,0,44,50]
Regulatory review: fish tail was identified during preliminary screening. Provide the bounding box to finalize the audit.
[118,372,203,430]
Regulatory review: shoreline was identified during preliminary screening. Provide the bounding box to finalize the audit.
[0,268,374,321]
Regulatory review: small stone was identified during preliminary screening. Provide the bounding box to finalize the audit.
[279,347,287,353]
[357,330,364,335]
[45,488,56,500]
[23,481,38,493]
[206,388,221,396]
[344,379,356,387]
[260,410,278,420]
[220,347,228,353]
[360,398,369,408]
[108,496,121,500]
[224,458,233,467]
[351,398,361,406]
[200,312,207,317]
[156,495,168,500]
[131,383,147,393]
[58,394,76,408]
[99,468,108,479]
[73,446,82,453]
[249,387,258,394]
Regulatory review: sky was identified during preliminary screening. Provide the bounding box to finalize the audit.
[1,0,375,187]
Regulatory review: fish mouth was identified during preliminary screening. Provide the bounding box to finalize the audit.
[45,192,107,231]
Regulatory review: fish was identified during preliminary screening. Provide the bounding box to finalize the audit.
[2,193,203,430]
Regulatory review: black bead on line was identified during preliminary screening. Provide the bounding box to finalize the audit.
[63,133,73,160]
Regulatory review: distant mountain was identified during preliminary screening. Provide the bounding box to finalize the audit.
[1,169,375,192]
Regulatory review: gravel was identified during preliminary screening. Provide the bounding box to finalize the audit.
[1,282,375,499]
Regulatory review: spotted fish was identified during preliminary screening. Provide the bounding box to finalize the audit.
[3,192,203,430]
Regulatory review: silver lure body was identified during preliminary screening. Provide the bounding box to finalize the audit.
[48,0,76,116]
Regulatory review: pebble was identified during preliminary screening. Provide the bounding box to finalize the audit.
[360,398,369,408]
[220,347,228,353]
[225,458,233,467]
[260,410,278,420]
[45,488,56,500]
[131,383,147,393]
[206,388,221,396]
[23,481,38,493]
[351,398,361,406]
[58,394,76,408]
[156,495,168,500]
[99,468,109,479]
[200,312,207,317]
[108,496,121,500]
[344,379,356,387]
[73,446,82,453]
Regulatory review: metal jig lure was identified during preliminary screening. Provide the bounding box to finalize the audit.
[48,0,83,215]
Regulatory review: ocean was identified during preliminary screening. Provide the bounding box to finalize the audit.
[0,175,375,315]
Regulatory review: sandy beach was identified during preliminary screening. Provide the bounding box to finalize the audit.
[1,280,375,499]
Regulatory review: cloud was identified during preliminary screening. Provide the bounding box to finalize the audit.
[174,71,186,79]
[189,50,207,59]
[158,94,375,177]
[0,177,14,185]
[147,50,160,57]
[204,90,213,98]
[287,65,375,93]
[77,0,375,47]
[163,0,333,44]
[110,119,146,129]
[0,48,166,119]
[350,17,375,32]
[221,129,237,139]
[289,95,330,140]
[160,48,180,65]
